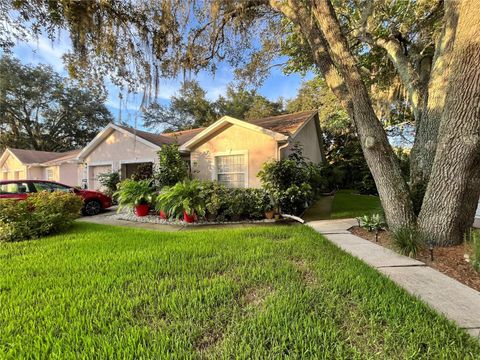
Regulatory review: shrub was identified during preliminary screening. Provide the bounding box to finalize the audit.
[465,230,480,272]
[357,213,385,232]
[473,236,480,272]
[199,182,270,221]
[115,179,155,211]
[97,171,121,198]
[0,192,83,242]
[258,143,330,215]
[156,180,205,218]
[392,226,425,258]
[155,144,188,188]
[130,163,153,181]
[355,173,378,195]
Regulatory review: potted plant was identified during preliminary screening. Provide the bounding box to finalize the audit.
[156,180,206,223]
[263,192,279,220]
[264,206,275,220]
[114,179,155,217]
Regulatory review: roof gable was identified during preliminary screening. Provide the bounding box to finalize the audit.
[179,111,317,151]
[0,148,82,167]
[179,116,289,151]
[77,123,166,160]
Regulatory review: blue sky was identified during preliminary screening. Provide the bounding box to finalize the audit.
[10,34,312,130]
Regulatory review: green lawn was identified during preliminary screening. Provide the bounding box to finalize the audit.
[1,223,478,358]
[330,189,382,219]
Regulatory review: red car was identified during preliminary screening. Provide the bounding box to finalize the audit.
[0,180,112,216]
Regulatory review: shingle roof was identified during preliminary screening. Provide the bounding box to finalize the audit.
[42,149,82,165]
[118,111,317,147]
[7,148,81,165]
[116,125,176,147]
[162,128,205,144]
[247,110,317,136]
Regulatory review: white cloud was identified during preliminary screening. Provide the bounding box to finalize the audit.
[13,33,71,74]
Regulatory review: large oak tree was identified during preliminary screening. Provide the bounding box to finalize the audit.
[0,56,112,151]
[1,0,479,245]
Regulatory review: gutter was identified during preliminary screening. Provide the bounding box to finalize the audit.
[277,140,290,161]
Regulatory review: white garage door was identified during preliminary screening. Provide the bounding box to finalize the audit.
[89,165,112,190]
[476,202,480,218]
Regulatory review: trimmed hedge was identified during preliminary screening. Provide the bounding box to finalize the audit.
[0,191,83,242]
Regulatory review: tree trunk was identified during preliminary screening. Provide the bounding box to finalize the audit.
[418,0,480,245]
[311,0,416,229]
[270,0,355,119]
[409,0,459,213]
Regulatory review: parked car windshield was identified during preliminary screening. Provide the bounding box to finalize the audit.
[33,182,71,193]
[0,182,32,194]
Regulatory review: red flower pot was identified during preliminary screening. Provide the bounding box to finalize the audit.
[134,204,150,217]
[183,210,195,223]
[159,210,167,219]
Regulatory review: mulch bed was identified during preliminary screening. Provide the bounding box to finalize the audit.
[350,226,480,292]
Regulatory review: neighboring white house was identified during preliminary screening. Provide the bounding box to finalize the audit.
[0,148,81,186]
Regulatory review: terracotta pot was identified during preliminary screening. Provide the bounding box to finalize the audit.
[159,210,167,219]
[183,210,196,223]
[134,204,150,217]
[265,210,275,219]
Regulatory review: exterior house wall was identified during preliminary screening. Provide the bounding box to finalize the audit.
[283,118,323,163]
[45,166,59,182]
[189,124,278,188]
[1,154,26,180]
[27,166,44,180]
[59,163,81,186]
[82,129,159,188]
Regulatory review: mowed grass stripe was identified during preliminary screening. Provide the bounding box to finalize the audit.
[0,223,478,359]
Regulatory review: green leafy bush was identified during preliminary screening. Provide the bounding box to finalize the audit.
[357,213,385,232]
[115,179,155,211]
[97,171,121,198]
[130,163,153,181]
[392,226,425,258]
[199,182,270,221]
[0,192,83,242]
[155,144,188,188]
[473,236,480,272]
[258,143,330,215]
[465,230,480,272]
[156,180,205,218]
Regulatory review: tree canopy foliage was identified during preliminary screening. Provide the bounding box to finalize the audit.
[142,80,283,132]
[0,56,113,151]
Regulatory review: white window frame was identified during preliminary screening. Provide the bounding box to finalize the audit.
[46,168,54,181]
[213,150,248,188]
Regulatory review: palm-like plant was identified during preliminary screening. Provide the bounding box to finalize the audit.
[155,180,206,219]
[114,179,155,211]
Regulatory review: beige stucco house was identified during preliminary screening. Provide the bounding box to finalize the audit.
[1,111,325,190]
[0,148,81,186]
[75,110,325,189]
[180,111,325,187]
[75,123,202,189]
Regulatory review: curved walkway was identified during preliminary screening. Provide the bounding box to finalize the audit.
[308,218,480,339]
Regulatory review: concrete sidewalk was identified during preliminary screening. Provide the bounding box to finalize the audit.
[308,219,480,339]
